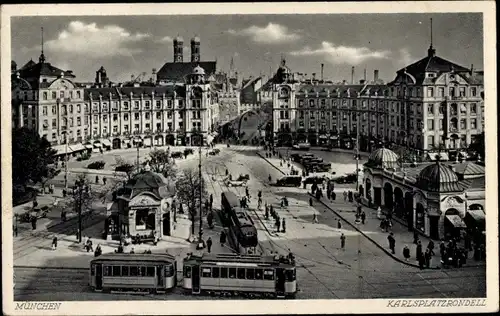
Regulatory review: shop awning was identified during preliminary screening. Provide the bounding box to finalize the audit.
[467,210,485,223]
[69,143,85,152]
[85,144,93,149]
[445,215,467,228]
[93,142,102,148]
[52,144,74,156]
[102,139,112,147]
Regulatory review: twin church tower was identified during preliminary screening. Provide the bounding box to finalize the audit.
[173,36,201,63]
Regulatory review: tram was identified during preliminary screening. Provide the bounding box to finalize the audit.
[89,253,177,293]
[182,253,297,298]
[221,191,258,253]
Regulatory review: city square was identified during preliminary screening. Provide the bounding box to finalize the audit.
[6,8,493,306]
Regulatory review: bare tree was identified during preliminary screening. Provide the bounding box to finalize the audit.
[147,148,177,181]
[175,168,208,236]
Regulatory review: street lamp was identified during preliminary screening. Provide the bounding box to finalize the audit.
[73,178,90,243]
[61,130,69,191]
[355,112,361,192]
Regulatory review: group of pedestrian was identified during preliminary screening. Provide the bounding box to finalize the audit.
[325,180,336,201]
[95,176,107,185]
[343,190,354,202]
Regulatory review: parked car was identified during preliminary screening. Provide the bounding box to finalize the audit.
[225,178,247,187]
[303,176,325,185]
[236,174,250,181]
[334,173,357,184]
[19,206,49,222]
[184,148,194,156]
[292,142,311,150]
[87,160,106,170]
[276,176,302,187]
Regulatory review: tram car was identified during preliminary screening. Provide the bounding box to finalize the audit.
[220,191,240,226]
[89,253,177,293]
[182,253,297,298]
[221,191,258,252]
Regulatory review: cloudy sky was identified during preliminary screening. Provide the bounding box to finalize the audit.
[11,13,483,83]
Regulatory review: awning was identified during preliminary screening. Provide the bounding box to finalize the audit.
[102,139,112,147]
[93,143,102,148]
[428,152,449,161]
[467,210,485,223]
[445,215,467,228]
[52,144,74,156]
[85,144,93,149]
[69,143,85,152]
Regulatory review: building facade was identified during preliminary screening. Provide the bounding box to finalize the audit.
[271,46,484,158]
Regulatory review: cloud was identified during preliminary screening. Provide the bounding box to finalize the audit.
[290,41,390,65]
[398,48,414,66]
[156,36,173,43]
[44,21,150,58]
[227,23,301,44]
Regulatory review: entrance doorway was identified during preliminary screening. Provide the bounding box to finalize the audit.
[162,213,170,236]
[429,216,440,240]
[373,187,382,206]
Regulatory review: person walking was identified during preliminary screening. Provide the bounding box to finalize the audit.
[337,219,342,230]
[95,244,102,257]
[312,213,319,224]
[343,191,347,201]
[361,211,366,224]
[340,233,346,250]
[52,236,58,250]
[276,217,281,232]
[387,232,396,254]
[220,231,226,246]
[206,237,213,253]
[331,191,336,201]
[439,240,446,259]
[282,218,286,233]
[95,175,99,184]
[103,177,107,185]
[403,245,410,261]
[427,240,435,256]
[416,240,423,262]
[309,197,313,206]
[413,230,419,244]
[418,251,426,269]
[424,248,432,268]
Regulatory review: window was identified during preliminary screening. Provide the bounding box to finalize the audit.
[147,267,155,277]
[286,269,296,281]
[470,103,477,114]
[450,118,458,129]
[112,266,121,276]
[167,100,173,108]
[298,100,304,107]
[246,268,255,280]
[202,268,211,278]
[165,265,174,277]
[439,104,446,114]
[449,87,455,97]
[69,105,73,114]
[167,122,172,131]
[427,87,434,98]
[145,113,150,120]
[438,87,445,97]
[156,112,161,120]
[309,99,315,107]
[113,114,118,122]
[103,115,108,123]
[460,104,467,115]
[459,87,466,97]
[134,113,140,121]
[450,104,458,115]
[134,101,140,109]
[167,111,172,119]
[427,119,434,130]
[212,267,220,278]
[255,269,263,280]
[103,266,112,276]
[42,106,48,115]
[183,266,191,278]
[178,100,184,107]
[460,119,467,129]
[220,267,228,278]
[237,268,246,279]
[60,91,65,98]
[77,117,81,126]
[123,101,129,110]
[77,91,81,99]
[471,87,477,97]
[320,99,326,107]
[263,269,274,280]
[52,119,57,128]
[471,119,477,129]
[228,268,236,279]
[69,118,74,127]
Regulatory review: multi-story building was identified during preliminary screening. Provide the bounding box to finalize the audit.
[12,44,217,157]
[271,45,484,159]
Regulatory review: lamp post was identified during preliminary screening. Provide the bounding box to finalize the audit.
[73,178,89,243]
[198,132,204,246]
[64,131,69,191]
[355,112,360,192]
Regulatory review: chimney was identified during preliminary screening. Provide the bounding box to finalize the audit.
[364,68,367,81]
[342,79,347,85]
[152,68,157,83]
[470,64,474,75]
[312,73,316,81]
[321,63,324,81]
[351,66,355,84]
[374,69,379,82]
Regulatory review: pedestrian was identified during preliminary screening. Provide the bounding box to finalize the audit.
[424,248,432,268]
[416,240,423,262]
[376,206,382,220]
[387,232,396,254]
[380,219,386,231]
[130,247,135,254]
[418,252,426,269]
[326,190,331,200]
[103,177,107,185]
[220,231,226,246]
[331,191,336,201]
[76,229,81,242]
[95,244,102,257]
[31,216,37,230]
[62,188,67,198]
[403,245,410,261]
[439,240,446,259]
[337,220,342,230]
[225,169,229,176]
[282,218,286,233]
[276,218,281,232]
[95,175,99,184]
[340,233,346,250]
[52,236,58,250]
[343,191,347,201]
[313,213,319,224]
[361,211,366,224]
[413,230,419,244]
[309,197,313,206]
[427,240,435,256]
[207,237,213,253]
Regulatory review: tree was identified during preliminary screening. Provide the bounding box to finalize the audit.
[147,148,177,181]
[114,156,136,180]
[40,165,59,193]
[12,127,57,188]
[175,168,208,236]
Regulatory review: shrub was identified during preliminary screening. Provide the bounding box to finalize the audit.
[171,152,183,159]
[184,148,194,156]
[87,160,106,170]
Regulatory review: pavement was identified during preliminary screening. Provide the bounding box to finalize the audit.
[257,149,485,270]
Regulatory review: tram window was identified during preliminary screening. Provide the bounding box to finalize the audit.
[166,265,174,277]
[286,269,296,281]
[212,267,220,278]
[112,266,121,276]
[264,269,274,280]
[146,267,155,277]
[228,268,236,279]
[103,266,112,276]
[91,265,95,276]
[220,267,228,278]
[184,266,192,278]
[130,266,138,276]
[237,268,246,279]
[202,268,212,278]
[121,266,129,276]
[246,268,255,280]
[255,269,263,280]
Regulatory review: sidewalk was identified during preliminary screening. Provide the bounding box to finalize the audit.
[257,149,485,269]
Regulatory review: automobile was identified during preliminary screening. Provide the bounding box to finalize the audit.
[236,174,250,181]
[184,148,194,156]
[334,173,358,184]
[276,176,302,187]
[290,153,302,162]
[303,176,325,185]
[225,178,247,187]
[292,142,311,150]
[19,206,50,222]
[208,150,218,156]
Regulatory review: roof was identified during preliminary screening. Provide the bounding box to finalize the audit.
[19,59,36,71]
[462,176,485,190]
[452,162,485,176]
[156,61,216,82]
[397,50,469,77]
[91,253,176,263]
[127,170,169,199]
[186,253,294,267]
[18,61,75,80]
[365,147,399,169]
[84,85,186,100]
[416,162,463,192]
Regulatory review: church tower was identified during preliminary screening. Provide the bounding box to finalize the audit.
[173,36,184,63]
[191,36,201,62]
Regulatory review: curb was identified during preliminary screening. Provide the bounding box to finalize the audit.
[256,152,286,175]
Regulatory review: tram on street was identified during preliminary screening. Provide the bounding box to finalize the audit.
[221,191,258,253]
[89,253,177,293]
[182,253,297,298]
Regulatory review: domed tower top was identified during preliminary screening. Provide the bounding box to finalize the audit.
[365,147,399,169]
[173,35,184,63]
[191,35,201,62]
[417,161,462,192]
